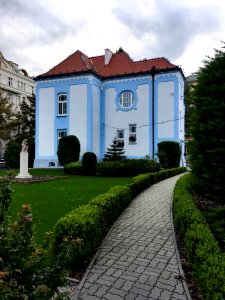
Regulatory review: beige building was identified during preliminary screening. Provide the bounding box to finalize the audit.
[0,51,35,156]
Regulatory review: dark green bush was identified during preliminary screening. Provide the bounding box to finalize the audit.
[4,140,21,168]
[128,174,151,199]
[57,135,80,166]
[90,186,131,228]
[173,174,225,299]
[54,205,102,265]
[64,162,82,175]
[82,152,97,176]
[97,159,160,177]
[157,141,181,168]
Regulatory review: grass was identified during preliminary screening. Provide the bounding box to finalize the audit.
[1,169,131,244]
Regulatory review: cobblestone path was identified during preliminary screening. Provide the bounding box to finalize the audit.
[72,175,191,300]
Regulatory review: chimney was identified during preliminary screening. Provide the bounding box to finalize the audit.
[104,48,113,65]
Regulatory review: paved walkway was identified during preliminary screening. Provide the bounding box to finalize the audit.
[72,175,191,300]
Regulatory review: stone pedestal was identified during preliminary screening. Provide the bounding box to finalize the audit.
[16,152,32,179]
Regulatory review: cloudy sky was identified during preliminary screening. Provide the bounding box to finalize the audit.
[0,0,224,77]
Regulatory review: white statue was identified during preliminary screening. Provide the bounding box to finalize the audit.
[21,139,28,152]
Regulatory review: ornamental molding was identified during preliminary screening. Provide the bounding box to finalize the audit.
[102,76,152,87]
[36,75,96,86]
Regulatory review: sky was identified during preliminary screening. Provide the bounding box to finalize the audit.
[0,0,225,78]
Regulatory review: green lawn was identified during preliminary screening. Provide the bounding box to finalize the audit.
[1,169,131,244]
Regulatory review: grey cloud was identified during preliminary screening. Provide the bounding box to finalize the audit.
[0,0,84,46]
[113,0,221,60]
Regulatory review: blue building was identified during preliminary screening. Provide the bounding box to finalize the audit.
[34,49,185,167]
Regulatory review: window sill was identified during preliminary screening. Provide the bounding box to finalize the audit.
[128,142,137,145]
[56,114,67,117]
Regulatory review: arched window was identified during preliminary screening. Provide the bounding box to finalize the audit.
[58,94,67,115]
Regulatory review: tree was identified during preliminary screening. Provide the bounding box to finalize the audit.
[15,96,35,167]
[0,89,19,140]
[189,45,225,201]
[104,137,126,161]
[57,135,80,166]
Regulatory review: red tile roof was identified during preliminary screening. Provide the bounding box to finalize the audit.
[36,50,181,80]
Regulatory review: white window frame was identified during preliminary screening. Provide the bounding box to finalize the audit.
[117,130,124,140]
[129,124,137,143]
[8,77,13,87]
[119,91,134,108]
[58,94,67,116]
[57,129,67,144]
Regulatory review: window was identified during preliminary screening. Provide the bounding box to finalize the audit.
[58,94,67,115]
[8,77,13,87]
[58,129,67,143]
[8,93,13,102]
[117,130,124,139]
[119,91,134,108]
[129,124,137,143]
[117,130,124,147]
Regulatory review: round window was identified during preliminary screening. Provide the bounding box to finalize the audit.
[119,91,134,108]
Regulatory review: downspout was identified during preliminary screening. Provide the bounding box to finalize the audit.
[150,66,157,157]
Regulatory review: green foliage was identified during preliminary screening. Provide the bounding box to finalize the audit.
[0,89,19,141]
[0,173,69,299]
[173,174,225,299]
[64,162,82,175]
[4,140,21,168]
[104,137,126,161]
[157,141,181,168]
[82,152,97,176]
[127,174,151,199]
[97,158,160,177]
[54,167,186,265]
[57,135,80,166]
[15,96,35,167]
[54,205,102,266]
[203,207,225,250]
[189,46,225,201]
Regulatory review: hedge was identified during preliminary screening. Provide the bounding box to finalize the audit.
[96,159,160,177]
[54,167,186,265]
[173,174,225,299]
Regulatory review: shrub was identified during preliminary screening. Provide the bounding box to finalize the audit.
[128,174,151,198]
[0,173,68,299]
[97,159,160,177]
[173,174,225,299]
[4,140,21,168]
[57,135,80,166]
[64,162,82,175]
[54,205,103,265]
[54,166,186,266]
[157,141,181,168]
[82,152,97,176]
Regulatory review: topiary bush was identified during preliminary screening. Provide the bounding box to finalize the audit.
[4,140,21,168]
[82,152,97,176]
[57,135,80,166]
[157,141,181,168]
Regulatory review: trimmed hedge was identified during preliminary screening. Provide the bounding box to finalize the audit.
[64,162,82,175]
[173,174,225,299]
[97,159,160,177]
[54,167,186,265]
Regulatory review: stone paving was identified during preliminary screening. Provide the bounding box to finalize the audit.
[72,175,191,300]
